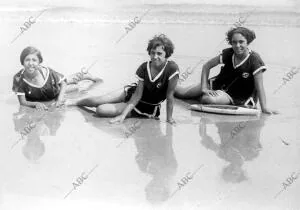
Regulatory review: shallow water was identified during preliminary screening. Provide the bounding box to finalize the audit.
[0,3,300,210]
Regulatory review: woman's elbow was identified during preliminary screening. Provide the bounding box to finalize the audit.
[202,63,212,73]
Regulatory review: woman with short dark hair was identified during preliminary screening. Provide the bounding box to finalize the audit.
[66,34,179,124]
[175,27,277,114]
[13,46,102,110]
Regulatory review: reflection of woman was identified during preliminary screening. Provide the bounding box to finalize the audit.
[199,115,265,183]
[134,122,177,204]
[12,106,65,162]
[175,27,276,114]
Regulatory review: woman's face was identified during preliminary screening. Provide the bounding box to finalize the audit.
[23,53,40,74]
[150,45,167,67]
[231,33,248,56]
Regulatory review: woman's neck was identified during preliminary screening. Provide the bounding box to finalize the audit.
[235,49,250,60]
[151,60,167,71]
[24,69,39,80]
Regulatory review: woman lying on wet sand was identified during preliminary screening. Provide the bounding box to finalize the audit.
[12,46,102,110]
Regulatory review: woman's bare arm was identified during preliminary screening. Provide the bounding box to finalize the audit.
[17,95,48,110]
[254,71,278,114]
[166,75,179,124]
[56,81,67,106]
[200,55,221,93]
[110,80,144,123]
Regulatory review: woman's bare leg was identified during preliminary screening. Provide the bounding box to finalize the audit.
[96,102,130,117]
[174,83,202,99]
[65,88,126,107]
[81,72,103,82]
[63,71,103,95]
[65,84,80,93]
[200,90,232,105]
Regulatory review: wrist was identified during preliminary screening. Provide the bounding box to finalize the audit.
[33,102,41,108]
[200,87,208,92]
[120,111,128,119]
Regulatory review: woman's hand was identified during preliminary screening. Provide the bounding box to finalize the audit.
[254,71,278,115]
[56,81,67,107]
[110,114,126,124]
[35,102,48,111]
[201,89,220,97]
[262,108,279,115]
[55,99,65,108]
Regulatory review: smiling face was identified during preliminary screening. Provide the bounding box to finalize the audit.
[23,53,40,74]
[231,33,248,56]
[149,45,167,67]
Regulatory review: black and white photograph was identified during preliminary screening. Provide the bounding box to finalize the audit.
[0,0,299,209]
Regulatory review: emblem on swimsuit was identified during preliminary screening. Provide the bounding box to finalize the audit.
[242,72,249,78]
[156,82,162,88]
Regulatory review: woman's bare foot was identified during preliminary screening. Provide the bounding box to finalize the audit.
[69,71,103,84]
[64,99,77,106]
[82,72,103,83]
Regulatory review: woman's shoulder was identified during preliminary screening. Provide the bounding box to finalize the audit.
[166,60,179,70]
[42,66,53,73]
[138,61,148,69]
[42,66,60,77]
[250,50,263,59]
[220,48,234,63]
[222,47,234,55]
[249,50,265,64]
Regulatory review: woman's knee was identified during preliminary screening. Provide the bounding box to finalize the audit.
[174,84,201,99]
[201,94,217,104]
[95,104,124,117]
[96,104,109,116]
[174,86,186,98]
[200,92,231,105]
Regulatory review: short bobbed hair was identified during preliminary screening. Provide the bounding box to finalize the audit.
[147,34,174,58]
[226,27,256,45]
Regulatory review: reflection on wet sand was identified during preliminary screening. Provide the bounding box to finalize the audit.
[133,122,177,204]
[12,106,65,162]
[75,106,130,139]
[199,115,266,183]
